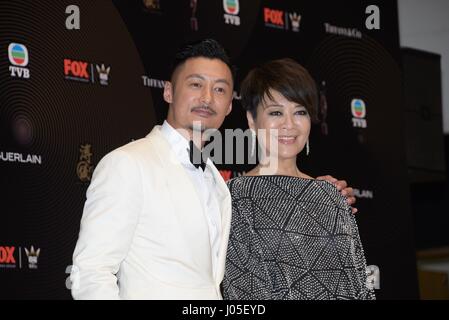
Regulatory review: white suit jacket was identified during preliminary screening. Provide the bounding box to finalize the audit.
[71,126,232,299]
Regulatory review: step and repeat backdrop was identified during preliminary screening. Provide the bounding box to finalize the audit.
[0,0,418,299]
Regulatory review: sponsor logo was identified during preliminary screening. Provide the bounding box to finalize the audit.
[64,58,110,85]
[351,99,367,128]
[354,188,374,199]
[24,246,40,269]
[142,75,166,88]
[8,43,28,66]
[0,246,16,268]
[289,12,301,32]
[77,144,94,182]
[0,246,41,269]
[264,7,301,32]
[264,8,284,29]
[96,64,110,85]
[324,22,362,39]
[8,43,30,78]
[223,0,240,26]
[64,58,90,82]
[0,151,42,165]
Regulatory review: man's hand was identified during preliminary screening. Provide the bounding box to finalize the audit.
[316,175,358,214]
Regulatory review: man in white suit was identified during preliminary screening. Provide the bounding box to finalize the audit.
[70,39,356,299]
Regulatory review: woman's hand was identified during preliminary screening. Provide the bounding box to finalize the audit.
[316,175,358,214]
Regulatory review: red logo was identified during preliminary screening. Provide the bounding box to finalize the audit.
[219,170,232,182]
[64,59,89,78]
[0,246,16,264]
[264,8,284,26]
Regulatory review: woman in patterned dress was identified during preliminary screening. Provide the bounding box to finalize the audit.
[222,58,375,300]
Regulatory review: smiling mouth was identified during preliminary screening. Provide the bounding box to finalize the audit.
[277,136,297,144]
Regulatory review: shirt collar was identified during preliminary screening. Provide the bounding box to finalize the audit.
[161,120,207,171]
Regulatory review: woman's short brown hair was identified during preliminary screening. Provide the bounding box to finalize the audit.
[240,58,318,122]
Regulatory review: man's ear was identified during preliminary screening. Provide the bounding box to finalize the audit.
[163,81,173,104]
[226,101,233,116]
[246,111,256,131]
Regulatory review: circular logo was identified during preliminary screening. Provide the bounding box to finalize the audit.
[8,43,29,67]
[351,99,366,118]
[224,0,239,15]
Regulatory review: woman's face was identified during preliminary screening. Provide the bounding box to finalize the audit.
[248,89,311,161]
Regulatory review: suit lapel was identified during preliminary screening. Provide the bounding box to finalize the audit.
[147,126,232,285]
[146,127,213,269]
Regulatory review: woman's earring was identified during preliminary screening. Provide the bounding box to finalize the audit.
[251,129,256,157]
[306,140,310,156]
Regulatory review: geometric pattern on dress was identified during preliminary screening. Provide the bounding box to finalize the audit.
[222,176,375,300]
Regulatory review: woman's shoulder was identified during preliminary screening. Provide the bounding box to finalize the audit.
[308,179,351,211]
[226,175,309,197]
[226,175,251,189]
[225,175,269,196]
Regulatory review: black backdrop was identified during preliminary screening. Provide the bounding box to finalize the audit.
[0,0,419,299]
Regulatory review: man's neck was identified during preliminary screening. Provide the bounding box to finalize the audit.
[165,119,204,149]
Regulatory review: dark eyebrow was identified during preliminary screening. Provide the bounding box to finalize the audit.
[186,74,231,87]
[215,79,231,87]
[186,74,205,81]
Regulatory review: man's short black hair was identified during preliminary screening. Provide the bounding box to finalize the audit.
[170,38,236,84]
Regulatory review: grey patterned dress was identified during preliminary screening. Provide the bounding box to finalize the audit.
[222,176,375,300]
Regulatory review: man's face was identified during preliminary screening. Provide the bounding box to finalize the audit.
[164,57,233,135]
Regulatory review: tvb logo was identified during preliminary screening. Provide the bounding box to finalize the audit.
[223,0,240,26]
[8,43,30,79]
[351,99,368,129]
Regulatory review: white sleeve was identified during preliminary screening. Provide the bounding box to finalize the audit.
[71,150,143,300]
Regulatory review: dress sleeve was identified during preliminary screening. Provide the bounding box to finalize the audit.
[348,208,376,300]
[222,180,271,300]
